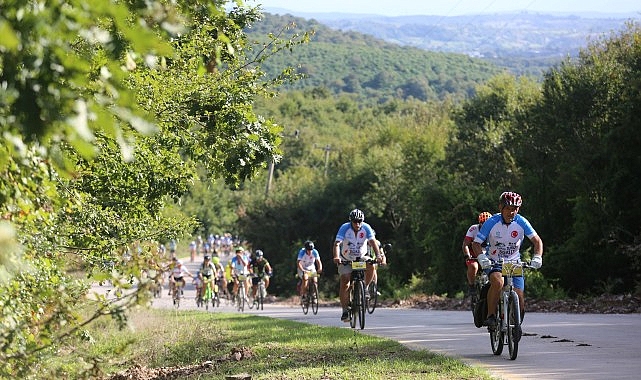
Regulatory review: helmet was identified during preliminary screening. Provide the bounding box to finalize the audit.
[204,255,211,260]
[212,256,220,265]
[235,246,244,253]
[255,249,263,257]
[176,259,183,265]
[499,191,523,207]
[304,240,314,250]
[349,208,365,222]
[478,212,492,223]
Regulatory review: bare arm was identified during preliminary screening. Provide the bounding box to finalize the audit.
[333,241,341,264]
[530,234,543,257]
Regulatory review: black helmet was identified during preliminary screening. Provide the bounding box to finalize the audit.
[349,208,364,222]
[304,240,314,250]
[255,249,263,257]
[204,255,211,260]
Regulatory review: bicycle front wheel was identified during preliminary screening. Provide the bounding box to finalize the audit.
[507,291,521,360]
[237,287,245,312]
[310,282,319,315]
[301,291,309,315]
[490,303,503,355]
[257,285,264,310]
[349,285,356,329]
[355,280,366,330]
[366,281,378,314]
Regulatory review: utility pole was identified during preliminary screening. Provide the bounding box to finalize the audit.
[265,130,299,198]
[315,144,336,177]
[265,159,274,198]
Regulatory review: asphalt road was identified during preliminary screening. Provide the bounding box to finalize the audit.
[96,257,641,380]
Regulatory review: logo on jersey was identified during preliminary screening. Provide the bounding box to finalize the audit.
[511,231,519,238]
[359,231,365,239]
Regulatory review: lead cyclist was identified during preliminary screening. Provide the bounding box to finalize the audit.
[471,191,543,328]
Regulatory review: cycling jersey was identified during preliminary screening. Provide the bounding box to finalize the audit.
[474,214,538,262]
[463,224,488,258]
[297,248,320,271]
[230,254,249,275]
[251,258,271,275]
[335,221,376,261]
[200,262,215,277]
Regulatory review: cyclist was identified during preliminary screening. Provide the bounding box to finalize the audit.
[297,240,323,301]
[250,250,273,299]
[333,208,383,322]
[366,239,388,298]
[193,270,203,301]
[212,256,227,299]
[472,191,543,328]
[198,255,217,301]
[189,240,197,262]
[230,246,251,298]
[462,211,492,297]
[167,258,193,297]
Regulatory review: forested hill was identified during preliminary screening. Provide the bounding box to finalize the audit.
[246,13,505,102]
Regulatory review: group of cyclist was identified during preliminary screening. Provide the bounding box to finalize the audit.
[151,190,543,334]
[462,191,543,329]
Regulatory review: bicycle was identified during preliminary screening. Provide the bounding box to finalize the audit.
[366,243,390,314]
[343,258,375,330]
[171,279,185,309]
[202,278,215,310]
[487,260,535,360]
[250,273,268,311]
[301,272,320,315]
[235,274,254,312]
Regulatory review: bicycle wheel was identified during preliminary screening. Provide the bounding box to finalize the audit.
[237,287,245,312]
[310,282,319,315]
[258,283,265,310]
[490,303,503,355]
[366,281,378,314]
[356,280,366,329]
[507,291,521,360]
[349,285,356,329]
[301,295,309,314]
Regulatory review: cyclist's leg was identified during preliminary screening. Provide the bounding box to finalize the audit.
[337,264,352,320]
[251,276,259,298]
[514,277,525,321]
[263,274,270,290]
[365,263,375,287]
[485,271,503,325]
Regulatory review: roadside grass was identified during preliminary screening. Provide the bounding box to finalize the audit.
[46,308,495,379]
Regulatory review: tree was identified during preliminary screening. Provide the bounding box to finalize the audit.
[0,0,310,376]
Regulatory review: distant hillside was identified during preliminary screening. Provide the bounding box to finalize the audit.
[248,13,505,102]
[263,10,636,77]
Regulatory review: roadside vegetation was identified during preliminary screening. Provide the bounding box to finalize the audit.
[45,309,493,380]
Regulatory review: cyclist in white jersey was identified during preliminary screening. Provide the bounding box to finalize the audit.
[333,208,383,322]
[297,240,323,300]
[472,191,543,328]
[462,211,492,297]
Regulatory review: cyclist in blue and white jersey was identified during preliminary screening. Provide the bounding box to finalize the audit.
[297,241,323,300]
[472,191,543,328]
[230,246,251,298]
[333,208,383,322]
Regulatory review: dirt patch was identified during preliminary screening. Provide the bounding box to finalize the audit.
[106,347,253,380]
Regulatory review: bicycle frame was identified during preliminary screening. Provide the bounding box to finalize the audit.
[301,272,319,315]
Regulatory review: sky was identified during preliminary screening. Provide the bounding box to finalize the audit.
[244,0,641,17]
